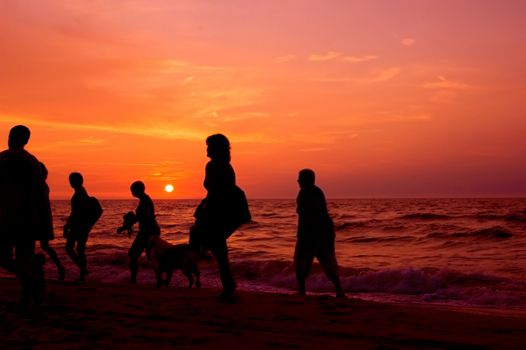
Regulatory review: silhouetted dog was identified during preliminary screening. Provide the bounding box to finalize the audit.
[148,236,204,288]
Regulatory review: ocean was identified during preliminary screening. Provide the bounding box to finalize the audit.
[31,198,526,310]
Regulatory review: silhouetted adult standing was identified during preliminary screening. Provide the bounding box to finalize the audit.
[121,181,160,283]
[0,125,50,307]
[64,172,92,281]
[39,162,65,280]
[195,134,237,298]
[294,169,345,298]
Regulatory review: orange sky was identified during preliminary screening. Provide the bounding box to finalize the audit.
[1,0,525,199]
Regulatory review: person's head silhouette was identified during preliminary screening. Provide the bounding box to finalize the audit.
[298,169,315,189]
[206,134,231,162]
[69,172,84,190]
[8,125,31,149]
[130,181,146,198]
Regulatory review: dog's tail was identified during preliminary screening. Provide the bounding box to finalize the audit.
[192,251,214,264]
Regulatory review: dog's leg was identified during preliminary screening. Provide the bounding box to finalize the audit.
[191,262,201,288]
[183,269,194,288]
[165,270,173,287]
[155,269,163,288]
[195,270,201,288]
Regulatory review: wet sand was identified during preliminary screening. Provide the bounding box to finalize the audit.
[1,277,525,349]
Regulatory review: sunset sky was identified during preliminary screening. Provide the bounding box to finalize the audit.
[1,0,525,199]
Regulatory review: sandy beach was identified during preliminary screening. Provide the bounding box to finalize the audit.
[1,278,525,349]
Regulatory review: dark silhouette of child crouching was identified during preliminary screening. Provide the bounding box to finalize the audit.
[294,169,345,298]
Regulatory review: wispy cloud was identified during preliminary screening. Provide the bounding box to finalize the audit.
[421,75,471,90]
[297,147,330,152]
[181,75,195,86]
[308,51,341,62]
[274,55,296,64]
[221,112,271,122]
[310,67,400,84]
[363,67,401,83]
[342,55,378,63]
[85,59,228,98]
[401,37,416,46]
[310,77,355,83]
[378,114,431,123]
[0,114,207,141]
[76,137,106,145]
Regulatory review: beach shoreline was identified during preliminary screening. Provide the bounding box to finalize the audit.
[2,277,526,349]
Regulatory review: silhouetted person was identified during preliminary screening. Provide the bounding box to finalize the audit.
[0,125,50,308]
[64,172,92,281]
[38,162,65,280]
[294,169,345,298]
[194,134,237,298]
[120,181,160,283]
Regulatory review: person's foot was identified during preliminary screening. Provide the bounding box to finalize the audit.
[16,298,29,313]
[217,282,236,299]
[58,266,65,281]
[78,268,89,282]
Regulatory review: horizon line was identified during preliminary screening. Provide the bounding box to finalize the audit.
[49,196,526,201]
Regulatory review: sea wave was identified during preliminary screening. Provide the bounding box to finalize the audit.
[41,253,526,308]
[230,261,526,307]
[342,235,416,244]
[505,212,526,223]
[426,226,513,240]
[400,213,453,220]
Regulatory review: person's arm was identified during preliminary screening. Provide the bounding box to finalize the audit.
[204,162,215,192]
[318,188,330,218]
[296,190,305,216]
[63,197,75,237]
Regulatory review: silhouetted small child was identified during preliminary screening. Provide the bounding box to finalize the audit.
[117,211,135,238]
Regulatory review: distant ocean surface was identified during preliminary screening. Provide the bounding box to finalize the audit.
[26,199,526,309]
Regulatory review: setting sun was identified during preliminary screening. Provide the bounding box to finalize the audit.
[164,184,174,193]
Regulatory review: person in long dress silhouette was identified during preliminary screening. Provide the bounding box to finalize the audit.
[194,134,238,298]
